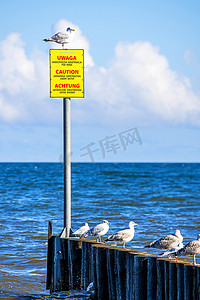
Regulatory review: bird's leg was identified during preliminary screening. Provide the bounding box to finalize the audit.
[193,255,196,265]
[175,256,178,262]
[123,243,125,249]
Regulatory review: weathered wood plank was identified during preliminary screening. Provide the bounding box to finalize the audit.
[134,255,147,300]
[46,235,55,290]
[169,262,177,300]
[126,251,135,300]
[48,220,53,239]
[147,256,157,300]
[177,263,184,300]
[156,259,165,300]
[94,245,109,300]
[68,239,82,290]
[106,247,117,300]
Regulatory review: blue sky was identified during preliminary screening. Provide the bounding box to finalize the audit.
[0,0,200,162]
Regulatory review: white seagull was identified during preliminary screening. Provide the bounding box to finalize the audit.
[107,221,138,249]
[175,234,200,265]
[85,220,111,242]
[43,27,75,48]
[73,223,90,238]
[146,230,183,250]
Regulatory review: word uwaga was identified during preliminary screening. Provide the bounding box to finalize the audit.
[57,55,77,60]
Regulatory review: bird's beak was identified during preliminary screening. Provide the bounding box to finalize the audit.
[72,29,75,31]
[108,222,111,224]
[135,223,138,226]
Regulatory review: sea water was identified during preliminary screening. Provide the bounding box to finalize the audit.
[0,162,200,299]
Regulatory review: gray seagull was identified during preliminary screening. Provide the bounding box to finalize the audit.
[175,234,200,265]
[85,220,111,242]
[72,223,90,238]
[107,221,138,249]
[146,230,183,250]
[43,27,75,48]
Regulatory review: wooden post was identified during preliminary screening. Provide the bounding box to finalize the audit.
[147,256,157,300]
[194,266,200,299]
[156,259,165,300]
[184,264,194,300]
[59,238,69,290]
[177,263,184,300]
[91,245,97,298]
[81,240,93,290]
[164,260,169,299]
[46,235,55,290]
[49,236,63,292]
[134,255,147,300]
[68,239,82,290]
[106,247,117,300]
[94,245,109,300]
[48,220,53,239]
[114,249,127,300]
[126,252,135,300]
[169,262,177,300]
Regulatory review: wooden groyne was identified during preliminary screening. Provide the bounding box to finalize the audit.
[46,234,200,299]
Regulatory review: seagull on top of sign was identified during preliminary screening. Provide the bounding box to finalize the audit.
[43,27,75,48]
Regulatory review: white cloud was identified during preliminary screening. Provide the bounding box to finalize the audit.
[82,41,200,126]
[0,33,51,123]
[0,20,200,127]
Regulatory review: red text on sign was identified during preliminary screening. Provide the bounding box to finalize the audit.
[55,70,79,75]
[55,83,80,88]
[57,56,77,60]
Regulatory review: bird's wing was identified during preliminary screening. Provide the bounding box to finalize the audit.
[74,226,86,235]
[159,234,179,246]
[85,225,102,237]
[161,234,178,242]
[148,234,178,249]
[183,240,200,254]
[109,229,131,241]
[116,229,131,237]
[52,31,69,40]
[92,224,105,235]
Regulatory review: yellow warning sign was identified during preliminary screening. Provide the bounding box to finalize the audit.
[50,49,84,98]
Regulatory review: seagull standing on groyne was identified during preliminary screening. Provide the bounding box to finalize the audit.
[145,230,183,250]
[175,234,200,265]
[107,221,138,249]
[85,220,111,243]
[72,223,90,238]
[43,27,75,48]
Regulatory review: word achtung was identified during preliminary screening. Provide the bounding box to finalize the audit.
[54,83,80,88]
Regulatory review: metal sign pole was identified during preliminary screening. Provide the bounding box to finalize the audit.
[49,49,84,238]
[63,97,71,238]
